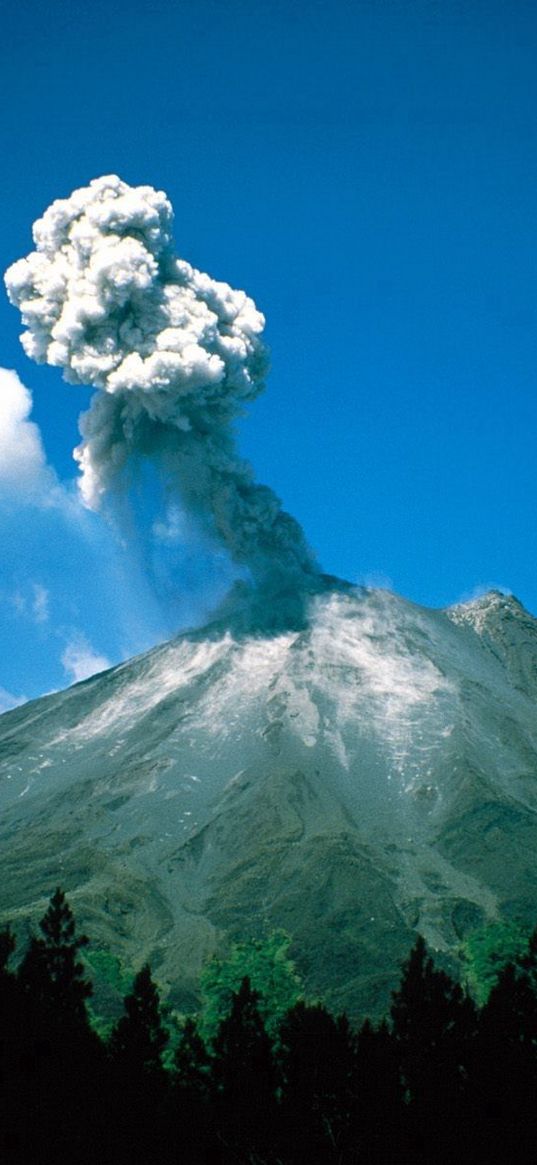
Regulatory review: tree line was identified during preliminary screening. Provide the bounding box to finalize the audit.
[2,888,537,1164]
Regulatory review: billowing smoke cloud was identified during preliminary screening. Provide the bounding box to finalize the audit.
[5,175,317,596]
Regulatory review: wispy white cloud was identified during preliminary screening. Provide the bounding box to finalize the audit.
[31,582,49,624]
[455,582,513,605]
[356,571,394,592]
[0,369,204,703]
[0,686,26,714]
[61,634,112,684]
[9,582,50,624]
[10,591,26,616]
[0,368,58,502]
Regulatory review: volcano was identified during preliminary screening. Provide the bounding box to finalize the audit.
[1,581,537,1018]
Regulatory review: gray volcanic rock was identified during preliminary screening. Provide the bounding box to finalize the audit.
[1,582,537,1018]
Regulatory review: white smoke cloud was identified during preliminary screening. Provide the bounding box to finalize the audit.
[0,367,57,501]
[5,175,317,595]
[61,634,111,683]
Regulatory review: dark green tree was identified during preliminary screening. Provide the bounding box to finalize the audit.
[472,935,537,1164]
[170,1018,214,1164]
[278,1000,356,1163]
[18,888,92,1025]
[211,976,277,1159]
[352,1019,406,1163]
[390,935,477,1163]
[14,892,104,1165]
[174,1016,211,1100]
[109,962,168,1074]
[108,964,169,1165]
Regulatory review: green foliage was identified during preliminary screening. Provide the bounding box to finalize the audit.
[199,930,303,1041]
[84,947,133,1038]
[84,947,185,1052]
[461,919,531,1005]
[85,946,132,995]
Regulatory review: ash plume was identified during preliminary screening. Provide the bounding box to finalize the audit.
[5,175,317,597]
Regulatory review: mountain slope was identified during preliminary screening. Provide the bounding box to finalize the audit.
[1,583,537,1017]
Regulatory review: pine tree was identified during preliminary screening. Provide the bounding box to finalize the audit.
[352,1019,405,1162]
[211,976,277,1158]
[391,936,476,1099]
[278,1000,356,1162]
[473,935,537,1164]
[110,962,168,1074]
[174,1016,211,1100]
[390,935,477,1163]
[14,891,101,1165]
[171,1019,214,1164]
[18,887,92,1026]
[107,965,170,1165]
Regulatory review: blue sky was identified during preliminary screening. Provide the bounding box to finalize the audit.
[0,0,536,705]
